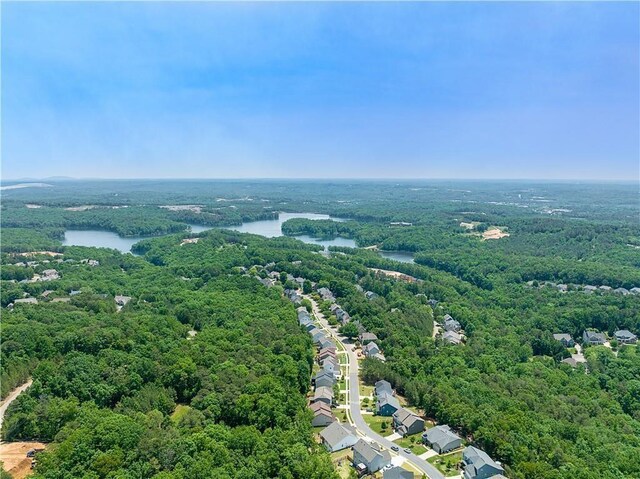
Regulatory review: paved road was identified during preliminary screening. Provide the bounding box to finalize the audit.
[0,380,32,436]
[305,296,445,479]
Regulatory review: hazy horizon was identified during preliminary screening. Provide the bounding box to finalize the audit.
[2,2,639,181]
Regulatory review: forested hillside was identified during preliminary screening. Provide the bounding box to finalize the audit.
[1,180,639,479]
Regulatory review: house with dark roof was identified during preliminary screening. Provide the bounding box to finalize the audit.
[318,337,335,350]
[462,446,504,479]
[360,332,378,345]
[383,466,414,479]
[422,425,462,453]
[317,287,335,302]
[320,422,358,452]
[352,439,391,474]
[443,315,461,332]
[614,330,637,344]
[582,330,605,345]
[314,370,336,389]
[310,402,335,427]
[374,380,393,397]
[552,333,574,347]
[311,386,334,406]
[393,408,425,437]
[376,392,400,416]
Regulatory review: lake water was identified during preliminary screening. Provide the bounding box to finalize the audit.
[378,251,415,264]
[61,214,414,263]
[61,213,355,253]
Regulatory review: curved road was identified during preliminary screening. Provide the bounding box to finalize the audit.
[0,380,32,437]
[306,296,444,479]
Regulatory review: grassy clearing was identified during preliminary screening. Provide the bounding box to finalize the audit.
[393,434,428,454]
[427,450,463,475]
[362,415,394,436]
[170,404,191,424]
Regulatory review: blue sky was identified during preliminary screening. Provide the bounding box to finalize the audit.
[2,2,638,180]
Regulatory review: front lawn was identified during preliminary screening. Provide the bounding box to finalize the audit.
[428,451,463,475]
[363,414,394,436]
[393,434,428,454]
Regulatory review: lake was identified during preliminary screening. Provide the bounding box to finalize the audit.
[377,251,415,264]
[61,213,355,253]
[61,214,414,263]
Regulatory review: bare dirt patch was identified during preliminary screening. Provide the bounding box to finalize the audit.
[482,227,510,240]
[0,442,46,479]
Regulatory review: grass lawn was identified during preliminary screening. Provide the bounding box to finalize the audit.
[359,383,374,398]
[427,451,463,475]
[170,404,191,424]
[362,415,394,436]
[330,450,353,479]
[334,408,349,422]
[393,434,428,454]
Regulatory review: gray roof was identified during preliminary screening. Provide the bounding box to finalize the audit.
[463,446,504,476]
[553,333,572,342]
[443,330,462,344]
[353,439,391,465]
[364,342,380,354]
[393,408,422,428]
[313,386,334,401]
[320,422,356,448]
[423,425,461,449]
[584,331,605,341]
[360,332,378,342]
[375,380,393,396]
[383,466,414,479]
[614,330,637,340]
[377,392,400,410]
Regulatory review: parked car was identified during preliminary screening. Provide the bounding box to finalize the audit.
[391,445,399,451]
[404,448,412,454]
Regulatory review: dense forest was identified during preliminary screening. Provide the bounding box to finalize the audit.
[1,180,639,479]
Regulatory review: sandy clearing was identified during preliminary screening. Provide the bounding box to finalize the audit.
[369,268,419,283]
[482,227,510,240]
[0,442,46,479]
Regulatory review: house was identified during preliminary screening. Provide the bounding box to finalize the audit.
[320,422,358,452]
[561,358,581,368]
[115,295,131,306]
[614,330,638,344]
[14,298,38,305]
[582,330,605,345]
[359,332,378,345]
[443,330,462,345]
[462,446,504,479]
[556,284,568,292]
[363,342,381,357]
[310,402,336,427]
[365,291,379,300]
[317,287,335,302]
[41,269,60,281]
[614,287,630,295]
[630,287,640,295]
[423,425,462,454]
[335,309,351,324]
[552,333,574,347]
[375,380,393,397]
[314,370,336,389]
[443,315,461,332]
[352,439,391,474]
[599,285,612,292]
[311,386,334,406]
[383,466,414,479]
[311,330,327,345]
[318,348,337,362]
[372,352,386,362]
[303,322,316,332]
[393,408,425,437]
[376,392,400,416]
[583,285,598,294]
[51,297,70,303]
[322,357,339,373]
[318,337,335,350]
